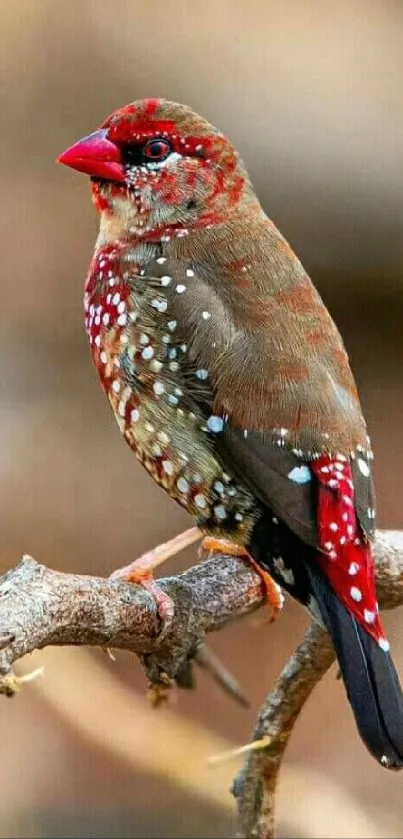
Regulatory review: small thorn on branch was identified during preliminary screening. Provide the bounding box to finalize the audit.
[102,647,117,662]
[208,736,272,767]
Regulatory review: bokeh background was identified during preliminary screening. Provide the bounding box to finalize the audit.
[1,1,403,836]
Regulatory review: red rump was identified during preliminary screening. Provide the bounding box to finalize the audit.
[311,454,388,648]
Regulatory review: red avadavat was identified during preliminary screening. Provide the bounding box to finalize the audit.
[59,98,403,768]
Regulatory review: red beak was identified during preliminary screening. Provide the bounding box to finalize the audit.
[57,128,126,183]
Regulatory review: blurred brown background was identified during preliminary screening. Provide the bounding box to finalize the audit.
[1,1,403,836]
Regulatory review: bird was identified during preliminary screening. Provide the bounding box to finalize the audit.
[58,97,403,769]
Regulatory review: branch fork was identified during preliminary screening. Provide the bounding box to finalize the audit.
[0,531,402,838]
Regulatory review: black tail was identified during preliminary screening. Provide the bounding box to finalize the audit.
[305,560,403,769]
[250,513,403,769]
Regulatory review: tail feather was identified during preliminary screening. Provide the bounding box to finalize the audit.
[250,512,403,769]
[306,559,403,769]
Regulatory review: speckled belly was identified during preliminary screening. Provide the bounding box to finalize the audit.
[83,245,258,542]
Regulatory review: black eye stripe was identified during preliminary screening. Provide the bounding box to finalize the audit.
[121,144,143,167]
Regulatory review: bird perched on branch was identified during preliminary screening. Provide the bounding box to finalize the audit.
[58,98,403,769]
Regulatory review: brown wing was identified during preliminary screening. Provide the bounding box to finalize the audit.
[140,252,375,543]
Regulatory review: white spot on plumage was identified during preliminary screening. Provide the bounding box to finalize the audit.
[177,477,189,494]
[100,351,108,364]
[348,562,359,575]
[153,381,165,396]
[207,415,224,433]
[202,311,211,320]
[364,609,376,624]
[378,638,390,652]
[186,268,195,277]
[176,284,186,294]
[196,368,208,380]
[142,346,154,360]
[151,298,168,313]
[287,465,311,484]
[130,409,140,423]
[214,504,227,520]
[214,481,224,495]
[117,301,126,314]
[329,522,338,532]
[195,493,207,509]
[156,257,167,264]
[112,380,120,394]
[162,460,174,476]
[167,320,177,332]
[117,313,127,326]
[160,275,172,287]
[350,586,362,602]
[112,292,120,306]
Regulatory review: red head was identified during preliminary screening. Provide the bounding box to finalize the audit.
[58,98,249,241]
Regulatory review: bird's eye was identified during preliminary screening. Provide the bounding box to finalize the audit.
[143,138,172,162]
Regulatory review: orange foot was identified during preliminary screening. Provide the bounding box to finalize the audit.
[110,527,202,640]
[200,537,284,622]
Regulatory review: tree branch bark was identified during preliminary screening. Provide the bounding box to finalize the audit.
[0,529,402,837]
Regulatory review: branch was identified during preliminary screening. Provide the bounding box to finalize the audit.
[0,530,402,838]
[0,550,264,694]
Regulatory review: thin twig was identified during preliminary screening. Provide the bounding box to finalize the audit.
[195,643,250,708]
